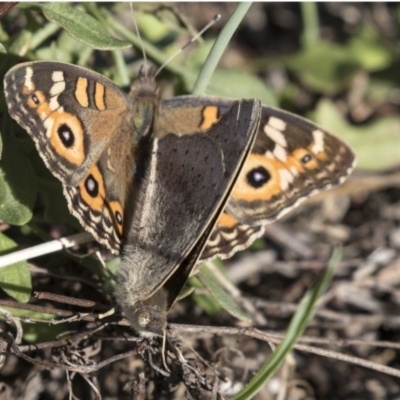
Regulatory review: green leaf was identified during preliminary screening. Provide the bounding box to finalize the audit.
[314,100,400,170]
[176,284,195,301]
[181,68,277,106]
[197,264,251,322]
[286,41,360,94]
[35,45,73,63]
[38,176,80,229]
[348,24,392,71]
[233,248,342,400]
[137,12,174,43]
[0,129,37,226]
[7,29,33,57]
[207,69,277,106]
[190,275,222,315]
[24,3,132,50]
[0,233,32,303]
[0,305,64,342]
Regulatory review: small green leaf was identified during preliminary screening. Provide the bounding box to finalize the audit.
[314,100,400,170]
[190,275,222,315]
[38,177,79,229]
[35,45,73,63]
[0,130,37,226]
[197,264,251,322]
[0,233,32,303]
[176,284,195,301]
[348,24,392,71]
[7,29,33,57]
[206,69,277,106]
[25,3,132,50]
[286,41,360,94]
[0,306,64,342]
[182,68,277,106]
[137,12,174,43]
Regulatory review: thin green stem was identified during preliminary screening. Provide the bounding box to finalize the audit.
[301,2,320,48]
[232,248,341,400]
[192,2,252,95]
[112,49,130,87]
[30,22,60,50]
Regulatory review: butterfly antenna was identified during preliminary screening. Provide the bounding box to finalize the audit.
[154,13,221,78]
[130,3,148,76]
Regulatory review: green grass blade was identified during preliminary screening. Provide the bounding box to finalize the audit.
[192,2,252,95]
[197,265,251,322]
[232,247,342,400]
[301,2,320,48]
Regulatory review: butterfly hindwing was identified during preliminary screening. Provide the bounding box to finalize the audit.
[159,96,355,261]
[226,106,355,224]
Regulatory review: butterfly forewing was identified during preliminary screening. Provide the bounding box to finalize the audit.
[4,62,140,254]
[115,100,261,319]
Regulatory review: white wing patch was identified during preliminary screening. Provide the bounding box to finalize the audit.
[264,124,287,148]
[311,129,325,154]
[24,67,34,91]
[273,145,287,162]
[49,71,66,111]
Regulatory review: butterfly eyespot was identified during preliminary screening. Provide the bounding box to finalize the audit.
[115,211,123,225]
[31,94,40,105]
[301,154,312,164]
[85,174,99,197]
[247,166,271,188]
[58,124,74,148]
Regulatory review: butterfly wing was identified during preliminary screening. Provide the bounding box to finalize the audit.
[159,96,355,261]
[4,62,133,253]
[115,99,261,334]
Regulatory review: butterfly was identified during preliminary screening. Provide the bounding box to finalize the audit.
[3,61,355,335]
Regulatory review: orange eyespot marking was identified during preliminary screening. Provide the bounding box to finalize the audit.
[27,90,46,110]
[95,82,105,111]
[292,148,318,170]
[200,106,219,130]
[109,200,124,235]
[217,213,237,229]
[282,152,305,174]
[48,112,85,165]
[79,165,106,212]
[232,154,281,202]
[75,77,89,107]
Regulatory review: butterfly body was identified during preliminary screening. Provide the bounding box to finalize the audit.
[4,61,355,335]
